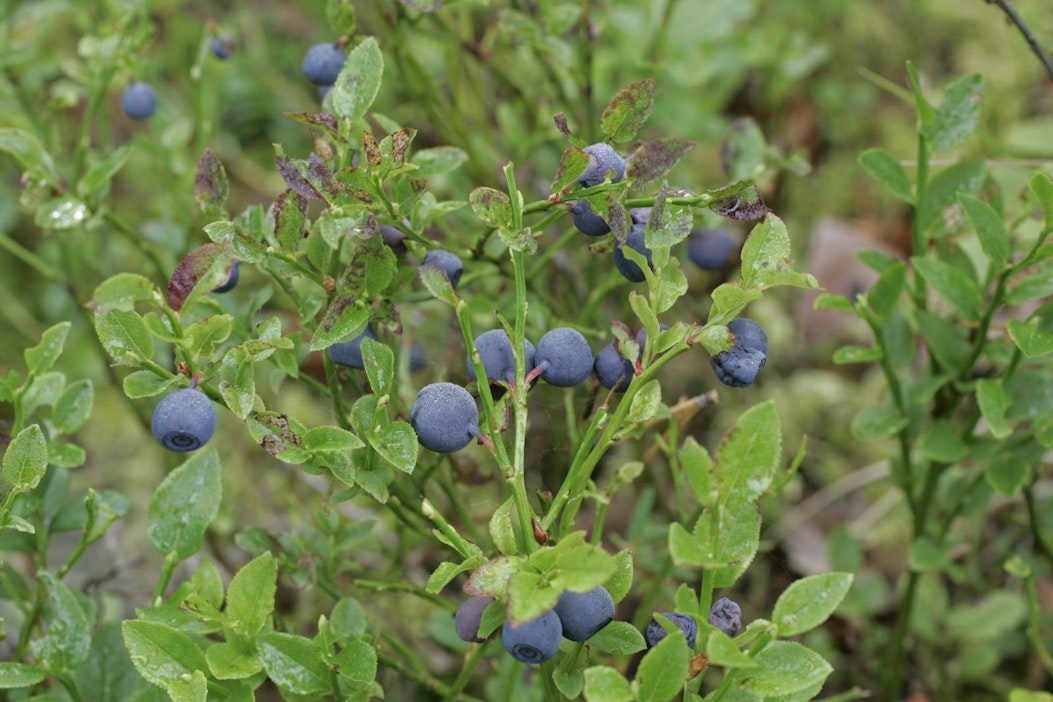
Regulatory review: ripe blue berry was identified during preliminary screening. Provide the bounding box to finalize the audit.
[612,223,653,283]
[455,596,494,643]
[121,82,157,120]
[421,249,464,289]
[502,610,563,664]
[327,326,378,370]
[467,329,535,386]
[379,225,407,256]
[645,612,697,648]
[710,318,768,387]
[408,342,427,372]
[212,260,239,293]
[152,388,216,452]
[410,382,480,453]
[553,586,614,642]
[211,36,235,60]
[571,200,610,237]
[629,207,652,225]
[687,227,736,271]
[708,597,742,638]
[593,343,634,392]
[302,42,346,85]
[534,327,594,387]
[578,143,626,188]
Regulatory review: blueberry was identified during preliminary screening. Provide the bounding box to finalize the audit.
[455,596,494,643]
[593,343,634,392]
[571,200,610,237]
[708,597,742,638]
[634,323,669,357]
[151,388,216,452]
[553,586,614,642]
[645,612,697,649]
[533,327,593,387]
[302,42,346,86]
[629,207,652,225]
[408,342,427,372]
[578,143,626,188]
[211,36,235,60]
[709,318,768,387]
[410,382,480,453]
[502,610,562,664]
[612,223,653,283]
[687,228,736,271]
[421,249,464,289]
[379,225,408,256]
[212,260,240,293]
[466,329,535,386]
[327,326,379,370]
[120,82,157,120]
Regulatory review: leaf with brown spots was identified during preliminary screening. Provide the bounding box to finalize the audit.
[600,78,654,143]
[194,148,229,212]
[362,131,382,167]
[551,145,590,196]
[275,150,323,201]
[386,128,416,165]
[272,189,308,251]
[709,182,771,221]
[625,138,695,186]
[167,240,235,311]
[469,187,513,229]
[282,111,341,140]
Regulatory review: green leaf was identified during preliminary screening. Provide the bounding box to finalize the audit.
[917,420,969,462]
[205,642,262,680]
[326,0,356,33]
[927,72,983,152]
[832,345,882,364]
[706,630,757,668]
[148,448,223,559]
[1028,172,1053,233]
[740,215,818,290]
[692,496,762,587]
[302,426,365,452]
[331,37,383,124]
[721,116,767,182]
[412,146,468,178]
[31,571,92,670]
[1007,318,1053,358]
[122,620,208,691]
[626,379,662,426]
[587,621,646,655]
[257,632,331,696]
[71,622,148,701]
[984,456,1030,498]
[218,348,257,419]
[53,379,94,434]
[0,127,57,181]
[865,262,906,323]
[908,536,950,572]
[184,315,234,359]
[605,549,634,603]
[333,639,377,683]
[668,522,710,567]
[739,641,833,696]
[123,371,179,399]
[551,145,591,194]
[859,149,913,203]
[330,597,369,639]
[976,378,1013,438]
[35,195,90,230]
[506,571,561,624]
[772,573,854,637]
[310,300,369,351]
[959,195,1008,272]
[0,663,46,689]
[919,159,986,236]
[912,257,983,320]
[553,664,584,700]
[850,404,908,440]
[488,496,518,556]
[2,424,48,493]
[708,283,763,325]
[551,544,619,593]
[368,421,418,473]
[600,79,655,143]
[715,400,781,502]
[680,437,713,506]
[361,336,394,397]
[25,322,71,376]
[464,555,525,599]
[227,552,277,638]
[469,187,513,229]
[80,145,132,199]
[916,310,972,372]
[94,309,154,363]
[635,629,690,702]
[583,666,634,702]
[947,591,1027,643]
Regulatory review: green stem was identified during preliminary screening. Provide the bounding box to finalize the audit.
[153,551,181,605]
[444,641,489,702]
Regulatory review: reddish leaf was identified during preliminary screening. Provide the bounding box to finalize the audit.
[167,241,235,311]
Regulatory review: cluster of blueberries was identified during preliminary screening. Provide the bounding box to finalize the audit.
[568,143,740,277]
[454,587,743,665]
[119,35,235,121]
[455,586,616,664]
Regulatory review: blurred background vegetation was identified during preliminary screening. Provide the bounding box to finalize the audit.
[1,0,1052,698]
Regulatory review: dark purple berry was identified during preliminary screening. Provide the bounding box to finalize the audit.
[593,343,634,392]
[571,200,610,237]
[709,318,768,387]
[151,388,216,452]
[534,327,594,387]
[645,612,697,648]
[410,382,480,453]
[421,249,464,289]
[121,82,157,120]
[687,228,736,271]
[456,596,494,643]
[327,326,379,370]
[578,143,626,188]
[302,42,346,85]
[553,587,614,642]
[612,223,653,283]
[502,610,562,664]
[708,597,742,638]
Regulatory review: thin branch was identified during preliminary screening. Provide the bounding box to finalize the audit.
[986,0,1053,83]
